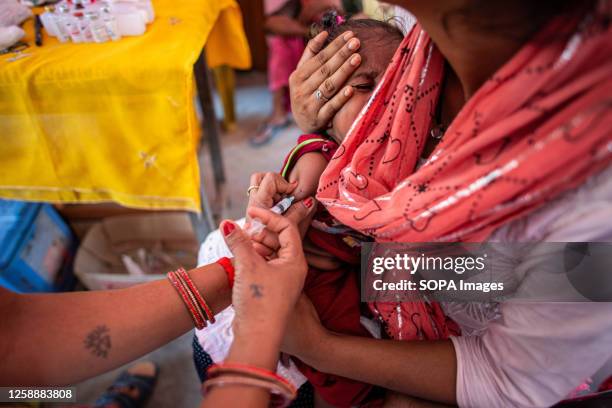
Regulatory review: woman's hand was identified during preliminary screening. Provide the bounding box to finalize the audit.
[247,171,297,213]
[220,207,310,341]
[246,172,316,257]
[289,30,362,133]
[208,212,310,408]
[280,295,329,364]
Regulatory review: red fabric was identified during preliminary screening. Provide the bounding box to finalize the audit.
[296,265,374,407]
[280,135,460,405]
[281,134,373,406]
[280,134,338,176]
[599,376,612,392]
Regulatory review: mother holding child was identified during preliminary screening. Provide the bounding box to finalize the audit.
[198,0,612,406]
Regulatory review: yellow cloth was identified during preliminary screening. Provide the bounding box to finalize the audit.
[0,0,251,212]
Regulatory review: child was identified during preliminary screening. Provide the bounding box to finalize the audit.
[275,14,405,406]
[195,13,407,407]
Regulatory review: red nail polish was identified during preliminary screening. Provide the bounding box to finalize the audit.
[222,222,235,236]
[303,198,314,209]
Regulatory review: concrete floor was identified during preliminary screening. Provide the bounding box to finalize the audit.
[74,333,202,407]
[73,71,300,407]
[200,71,300,222]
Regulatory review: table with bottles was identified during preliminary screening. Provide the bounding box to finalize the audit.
[0,0,250,224]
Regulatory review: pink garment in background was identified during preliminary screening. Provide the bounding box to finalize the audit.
[264,0,289,15]
[267,35,305,91]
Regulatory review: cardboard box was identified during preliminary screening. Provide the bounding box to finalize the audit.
[74,213,198,290]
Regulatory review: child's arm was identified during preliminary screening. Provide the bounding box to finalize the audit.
[286,152,328,201]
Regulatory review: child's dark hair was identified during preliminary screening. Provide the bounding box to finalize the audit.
[310,10,404,49]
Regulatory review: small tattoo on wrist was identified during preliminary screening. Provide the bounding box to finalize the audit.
[250,284,263,298]
[84,325,112,358]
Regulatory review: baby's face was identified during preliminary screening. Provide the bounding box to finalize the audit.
[328,43,398,142]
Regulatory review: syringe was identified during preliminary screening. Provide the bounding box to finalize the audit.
[246,196,295,236]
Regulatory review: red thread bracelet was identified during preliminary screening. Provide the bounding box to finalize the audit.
[167,271,205,329]
[176,268,216,324]
[217,257,235,288]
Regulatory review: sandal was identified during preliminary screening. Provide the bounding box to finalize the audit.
[93,361,159,408]
[249,117,292,147]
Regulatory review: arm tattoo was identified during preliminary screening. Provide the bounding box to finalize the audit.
[84,325,112,358]
[249,284,263,298]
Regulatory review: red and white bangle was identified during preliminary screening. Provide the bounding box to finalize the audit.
[204,362,297,407]
[167,270,206,329]
[167,267,214,329]
[176,267,215,324]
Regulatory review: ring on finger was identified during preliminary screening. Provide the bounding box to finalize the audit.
[314,89,330,102]
[246,185,260,197]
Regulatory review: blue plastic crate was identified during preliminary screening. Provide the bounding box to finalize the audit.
[0,200,76,293]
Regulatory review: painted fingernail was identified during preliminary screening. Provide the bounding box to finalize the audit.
[350,54,361,66]
[343,31,353,41]
[303,197,314,209]
[347,38,359,50]
[222,221,235,236]
[344,87,353,97]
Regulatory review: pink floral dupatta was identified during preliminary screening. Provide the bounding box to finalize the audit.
[316,2,612,339]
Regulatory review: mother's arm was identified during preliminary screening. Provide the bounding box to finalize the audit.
[285,297,612,408]
[282,296,458,405]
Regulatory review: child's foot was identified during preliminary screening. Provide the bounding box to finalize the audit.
[93,361,159,408]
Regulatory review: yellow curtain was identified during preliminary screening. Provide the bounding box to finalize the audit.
[0,0,251,212]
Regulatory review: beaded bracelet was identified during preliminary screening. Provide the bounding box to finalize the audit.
[216,257,235,288]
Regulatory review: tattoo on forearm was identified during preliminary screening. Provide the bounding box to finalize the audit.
[84,325,112,358]
[250,284,263,298]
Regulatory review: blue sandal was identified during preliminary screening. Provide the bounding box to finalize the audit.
[93,362,159,408]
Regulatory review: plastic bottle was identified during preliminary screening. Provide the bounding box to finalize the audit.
[58,4,81,43]
[41,9,70,42]
[101,6,120,41]
[64,18,82,43]
[86,11,109,43]
[74,12,94,42]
